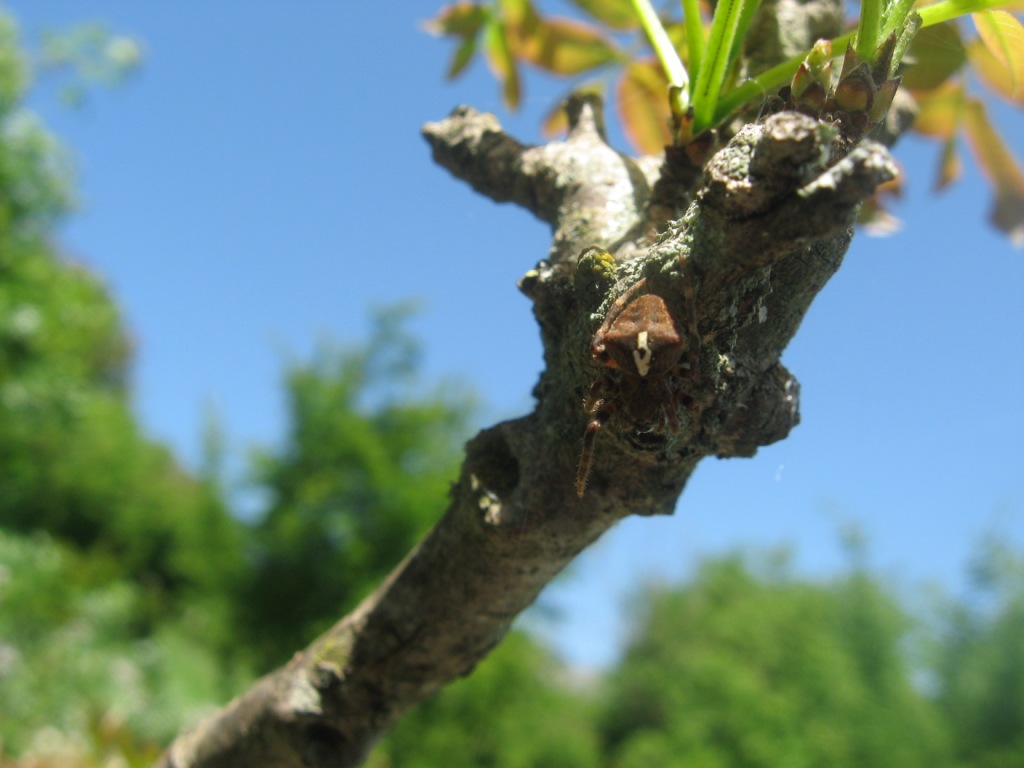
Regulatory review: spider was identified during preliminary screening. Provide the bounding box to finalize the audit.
[575,272,702,497]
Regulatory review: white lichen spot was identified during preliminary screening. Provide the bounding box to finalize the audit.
[758,304,768,323]
[633,331,652,377]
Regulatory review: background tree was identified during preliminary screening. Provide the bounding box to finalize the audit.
[237,306,473,670]
[0,13,242,639]
[932,538,1024,767]
[601,554,950,768]
[371,631,600,768]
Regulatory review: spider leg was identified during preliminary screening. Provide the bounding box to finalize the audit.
[576,387,615,497]
[576,409,609,497]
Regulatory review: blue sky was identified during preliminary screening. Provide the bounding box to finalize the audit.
[8,2,1024,668]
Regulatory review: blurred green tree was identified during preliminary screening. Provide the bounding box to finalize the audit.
[932,537,1024,767]
[0,9,244,629]
[371,630,600,768]
[0,529,248,766]
[600,553,952,768]
[237,305,474,669]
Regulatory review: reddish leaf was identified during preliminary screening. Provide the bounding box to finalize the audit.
[541,84,605,138]
[858,169,904,236]
[617,62,672,154]
[967,37,1024,104]
[936,135,962,191]
[541,96,570,138]
[507,12,618,75]
[912,80,966,139]
[972,10,1024,100]
[566,0,639,30]
[962,98,1024,244]
[902,22,967,92]
[858,196,903,235]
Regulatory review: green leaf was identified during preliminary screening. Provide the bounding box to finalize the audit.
[972,10,1024,99]
[962,97,1024,244]
[617,61,672,153]
[692,0,755,132]
[901,22,967,91]
[483,16,521,108]
[424,3,489,36]
[566,0,639,29]
[447,33,480,79]
[917,0,1020,28]
[423,4,490,80]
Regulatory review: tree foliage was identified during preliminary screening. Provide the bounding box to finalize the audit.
[0,12,243,629]
[237,306,474,669]
[0,530,245,764]
[932,539,1024,767]
[372,631,600,768]
[601,554,951,768]
[427,0,1024,240]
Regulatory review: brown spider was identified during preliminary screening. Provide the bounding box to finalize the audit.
[576,275,701,497]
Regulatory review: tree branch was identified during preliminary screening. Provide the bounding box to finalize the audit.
[155,94,895,768]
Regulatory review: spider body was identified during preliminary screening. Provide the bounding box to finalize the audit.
[576,277,701,496]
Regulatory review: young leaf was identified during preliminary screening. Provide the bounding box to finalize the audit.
[936,135,963,190]
[692,0,752,132]
[901,23,966,91]
[913,80,966,138]
[425,3,489,36]
[681,0,706,79]
[967,37,1024,103]
[424,4,490,79]
[541,83,604,137]
[566,0,639,29]
[962,97,1024,243]
[509,16,619,75]
[483,16,522,108]
[448,32,482,79]
[617,61,672,153]
[972,10,1024,98]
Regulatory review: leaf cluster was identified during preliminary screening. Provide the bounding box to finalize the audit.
[426,0,1024,241]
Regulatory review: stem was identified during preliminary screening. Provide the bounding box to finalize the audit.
[692,0,750,132]
[856,0,883,60]
[681,0,706,82]
[881,0,917,38]
[632,0,690,113]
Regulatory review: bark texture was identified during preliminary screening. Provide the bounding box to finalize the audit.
[154,50,899,768]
